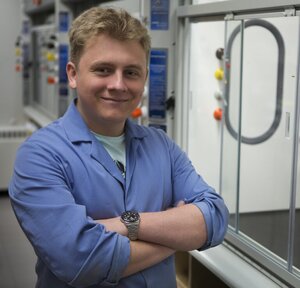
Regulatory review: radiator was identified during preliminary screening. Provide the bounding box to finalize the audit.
[0,124,36,191]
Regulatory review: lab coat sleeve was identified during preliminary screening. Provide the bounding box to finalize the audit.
[9,140,130,287]
[168,135,229,250]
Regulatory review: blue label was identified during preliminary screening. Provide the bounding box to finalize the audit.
[59,85,68,96]
[151,0,169,30]
[149,49,168,119]
[59,45,68,84]
[59,11,69,32]
[22,44,30,79]
[22,20,30,35]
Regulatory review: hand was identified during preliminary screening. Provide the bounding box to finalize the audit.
[175,200,185,207]
[167,200,185,210]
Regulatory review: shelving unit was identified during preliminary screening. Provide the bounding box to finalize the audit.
[175,251,189,288]
[175,251,228,288]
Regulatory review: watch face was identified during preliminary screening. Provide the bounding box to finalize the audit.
[122,211,140,223]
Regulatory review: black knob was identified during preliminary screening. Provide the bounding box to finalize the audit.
[216,48,224,60]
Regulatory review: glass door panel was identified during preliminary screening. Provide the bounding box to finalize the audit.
[187,19,244,231]
[187,21,226,193]
[223,15,299,265]
[221,19,243,230]
[294,117,300,271]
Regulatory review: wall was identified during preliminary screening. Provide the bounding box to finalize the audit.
[192,0,228,4]
[0,0,23,125]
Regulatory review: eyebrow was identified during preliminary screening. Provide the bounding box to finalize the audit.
[125,65,144,72]
[90,61,144,71]
[89,62,112,70]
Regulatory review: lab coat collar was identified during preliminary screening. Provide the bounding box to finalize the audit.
[61,99,148,185]
[60,99,148,185]
[61,99,92,143]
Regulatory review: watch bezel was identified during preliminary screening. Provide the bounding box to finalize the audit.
[121,211,140,223]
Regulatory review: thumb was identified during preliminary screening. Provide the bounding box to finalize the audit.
[176,200,185,207]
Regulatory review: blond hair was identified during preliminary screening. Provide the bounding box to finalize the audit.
[68,7,151,66]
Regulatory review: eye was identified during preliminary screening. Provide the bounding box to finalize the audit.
[125,69,141,79]
[91,66,112,76]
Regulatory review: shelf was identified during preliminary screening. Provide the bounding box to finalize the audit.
[24,106,54,128]
[189,244,284,288]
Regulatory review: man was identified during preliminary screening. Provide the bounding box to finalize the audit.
[9,7,229,288]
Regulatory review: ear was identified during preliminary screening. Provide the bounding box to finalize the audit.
[66,61,77,89]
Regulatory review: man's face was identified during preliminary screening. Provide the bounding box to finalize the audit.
[67,34,148,136]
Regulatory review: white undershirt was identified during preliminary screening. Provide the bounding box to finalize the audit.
[91,131,126,175]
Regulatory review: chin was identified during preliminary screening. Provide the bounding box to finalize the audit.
[101,115,127,124]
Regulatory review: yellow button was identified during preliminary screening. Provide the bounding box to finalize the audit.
[46,52,56,62]
[214,68,224,80]
[15,48,21,56]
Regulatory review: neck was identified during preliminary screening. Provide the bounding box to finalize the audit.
[92,124,125,137]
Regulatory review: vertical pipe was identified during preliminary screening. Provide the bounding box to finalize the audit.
[182,17,191,152]
[174,16,191,151]
[174,0,192,149]
[174,16,184,146]
[287,16,300,272]
[219,19,228,196]
[235,20,244,233]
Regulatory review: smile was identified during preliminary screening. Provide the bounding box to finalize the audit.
[101,97,129,103]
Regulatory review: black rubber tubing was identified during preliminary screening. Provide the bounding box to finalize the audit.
[224,18,285,145]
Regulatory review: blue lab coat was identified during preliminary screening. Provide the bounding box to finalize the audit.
[9,100,228,287]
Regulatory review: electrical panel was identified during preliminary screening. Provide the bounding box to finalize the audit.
[19,0,177,138]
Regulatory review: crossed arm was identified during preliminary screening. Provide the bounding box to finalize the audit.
[96,202,207,277]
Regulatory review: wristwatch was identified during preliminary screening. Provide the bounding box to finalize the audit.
[120,211,140,240]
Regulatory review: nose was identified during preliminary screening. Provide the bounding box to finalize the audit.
[107,71,128,92]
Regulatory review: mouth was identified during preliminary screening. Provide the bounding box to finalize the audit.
[100,96,129,103]
[100,96,128,103]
